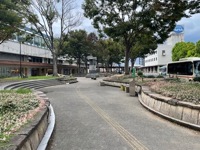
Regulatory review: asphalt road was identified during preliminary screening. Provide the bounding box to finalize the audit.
[41,77,200,150]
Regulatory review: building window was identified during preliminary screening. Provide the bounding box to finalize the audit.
[34,36,40,46]
[162,50,166,56]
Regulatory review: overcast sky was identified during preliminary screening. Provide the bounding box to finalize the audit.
[76,0,200,43]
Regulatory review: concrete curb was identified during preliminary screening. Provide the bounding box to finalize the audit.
[138,94,200,131]
[2,91,50,150]
[58,78,78,84]
[37,104,55,150]
[100,80,127,87]
[138,87,200,131]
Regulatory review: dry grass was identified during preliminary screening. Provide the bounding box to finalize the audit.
[147,80,200,104]
[106,75,200,104]
[0,89,44,143]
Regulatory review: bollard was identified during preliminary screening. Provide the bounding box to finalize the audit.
[129,79,136,96]
[120,85,124,91]
[125,86,129,93]
[100,81,105,86]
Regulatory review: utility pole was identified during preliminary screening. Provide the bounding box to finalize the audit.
[19,41,22,78]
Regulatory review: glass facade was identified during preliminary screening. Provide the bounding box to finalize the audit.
[10,31,48,49]
[0,66,20,77]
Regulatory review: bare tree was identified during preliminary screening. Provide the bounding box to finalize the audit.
[25,0,82,76]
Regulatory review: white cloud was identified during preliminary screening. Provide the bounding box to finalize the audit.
[178,14,200,43]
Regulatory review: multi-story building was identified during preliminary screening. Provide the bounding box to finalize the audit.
[142,25,184,75]
[0,28,82,77]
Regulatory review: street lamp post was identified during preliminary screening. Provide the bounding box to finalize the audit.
[19,41,22,78]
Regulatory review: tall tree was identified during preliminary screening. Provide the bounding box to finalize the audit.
[130,32,158,67]
[172,42,196,61]
[189,0,200,14]
[106,39,124,71]
[83,0,192,74]
[0,0,29,44]
[64,30,91,74]
[196,40,200,56]
[93,39,124,72]
[23,0,81,76]
[92,39,107,72]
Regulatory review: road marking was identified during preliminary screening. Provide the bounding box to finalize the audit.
[76,86,149,150]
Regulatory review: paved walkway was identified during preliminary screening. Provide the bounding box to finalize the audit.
[41,77,200,150]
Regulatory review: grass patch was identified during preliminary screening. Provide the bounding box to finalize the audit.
[0,76,57,83]
[16,88,32,94]
[0,89,32,94]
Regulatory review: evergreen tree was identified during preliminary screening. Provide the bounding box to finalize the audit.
[0,0,29,43]
[189,0,200,14]
[196,40,200,56]
[64,30,91,74]
[172,42,196,61]
[83,0,193,74]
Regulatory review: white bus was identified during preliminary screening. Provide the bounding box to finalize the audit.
[167,57,200,81]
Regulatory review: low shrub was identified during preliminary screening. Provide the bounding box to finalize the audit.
[137,71,143,77]
[193,77,200,82]
[0,90,39,142]
[148,80,200,104]
[143,75,155,78]
[156,75,164,78]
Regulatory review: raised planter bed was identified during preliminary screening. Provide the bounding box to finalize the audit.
[138,86,200,130]
[1,91,51,150]
[57,77,78,84]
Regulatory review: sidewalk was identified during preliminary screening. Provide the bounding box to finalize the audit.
[41,78,200,150]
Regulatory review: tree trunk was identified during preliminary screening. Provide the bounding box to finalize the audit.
[78,57,81,74]
[53,53,58,76]
[124,48,130,75]
[85,56,88,74]
[131,59,135,68]
[106,63,109,73]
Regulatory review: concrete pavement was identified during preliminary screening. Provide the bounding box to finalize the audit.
[41,77,200,150]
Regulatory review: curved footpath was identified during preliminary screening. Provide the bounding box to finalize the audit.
[1,78,200,150]
[101,80,200,131]
[0,78,77,150]
[41,78,200,150]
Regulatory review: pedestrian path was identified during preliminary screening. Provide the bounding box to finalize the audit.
[41,77,200,150]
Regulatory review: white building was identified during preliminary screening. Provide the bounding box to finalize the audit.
[142,25,184,76]
[0,28,83,77]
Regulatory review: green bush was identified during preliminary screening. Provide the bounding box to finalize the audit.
[193,77,200,82]
[137,71,143,77]
[144,75,155,78]
[156,75,164,78]
[164,78,181,83]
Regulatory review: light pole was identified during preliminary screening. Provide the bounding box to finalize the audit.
[19,41,22,78]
